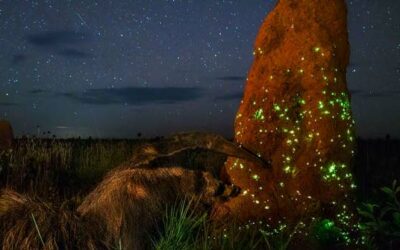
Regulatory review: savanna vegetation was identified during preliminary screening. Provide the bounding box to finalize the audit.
[0,137,399,249]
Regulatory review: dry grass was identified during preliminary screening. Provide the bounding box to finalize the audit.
[0,137,398,249]
[0,138,140,200]
[0,137,232,249]
[0,189,111,249]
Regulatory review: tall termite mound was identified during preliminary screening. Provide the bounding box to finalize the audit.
[220,0,356,225]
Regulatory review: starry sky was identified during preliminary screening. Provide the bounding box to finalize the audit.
[0,0,399,138]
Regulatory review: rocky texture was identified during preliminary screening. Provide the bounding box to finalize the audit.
[220,0,356,226]
[0,120,14,151]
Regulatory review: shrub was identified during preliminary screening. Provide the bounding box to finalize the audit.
[358,180,400,249]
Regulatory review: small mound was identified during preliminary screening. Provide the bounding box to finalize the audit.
[0,120,13,151]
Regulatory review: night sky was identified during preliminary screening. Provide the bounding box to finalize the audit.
[0,0,399,138]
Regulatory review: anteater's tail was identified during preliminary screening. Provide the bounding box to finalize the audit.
[0,189,111,249]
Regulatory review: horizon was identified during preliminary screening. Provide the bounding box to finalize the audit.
[1,0,399,138]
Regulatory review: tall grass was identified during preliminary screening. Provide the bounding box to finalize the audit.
[155,200,207,250]
[1,138,399,249]
[0,138,139,199]
[155,201,309,250]
[154,200,372,250]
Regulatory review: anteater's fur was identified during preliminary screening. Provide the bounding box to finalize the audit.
[0,132,266,249]
[78,167,240,250]
[0,189,110,249]
[124,132,270,170]
[0,168,239,249]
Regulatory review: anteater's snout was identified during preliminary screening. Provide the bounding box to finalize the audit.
[214,182,241,199]
[229,185,241,197]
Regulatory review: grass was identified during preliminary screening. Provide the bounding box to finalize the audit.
[155,200,207,250]
[357,180,400,249]
[155,202,356,250]
[1,137,400,249]
[154,199,269,250]
[31,213,45,247]
[0,138,140,199]
[155,194,400,250]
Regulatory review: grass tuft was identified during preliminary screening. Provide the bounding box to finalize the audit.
[31,213,45,247]
[155,199,207,250]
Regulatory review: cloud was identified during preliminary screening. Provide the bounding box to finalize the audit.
[351,89,400,98]
[12,54,28,64]
[61,87,205,105]
[26,30,89,47]
[215,92,243,101]
[57,48,93,58]
[0,102,17,106]
[29,89,48,94]
[26,30,93,59]
[215,76,246,81]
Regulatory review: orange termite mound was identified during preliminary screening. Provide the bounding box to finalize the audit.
[219,0,356,225]
[0,120,14,151]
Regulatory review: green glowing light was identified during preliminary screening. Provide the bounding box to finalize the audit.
[313,47,321,53]
[320,162,353,183]
[321,162,339,181]
[283,165,297,175]
[273,104,281,112]
[306,133,314,142]
[253,108,265,121]
[323,219,335,230]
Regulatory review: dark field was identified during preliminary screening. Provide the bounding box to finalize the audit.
[1,137,398,200]
[0,137,231,200]
[354,138,400,199]
[0,137,399,249]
